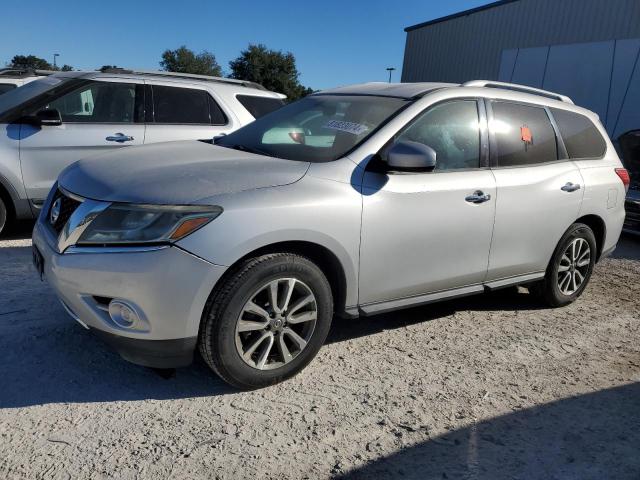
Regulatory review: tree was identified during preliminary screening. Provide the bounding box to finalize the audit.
[8,54,74,71]
[9,54,53,70]
[229,44,313,101]
[160,46,222,77]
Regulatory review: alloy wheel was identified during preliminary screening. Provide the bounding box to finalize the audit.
[235,278,318,370]
[557,237,591,295]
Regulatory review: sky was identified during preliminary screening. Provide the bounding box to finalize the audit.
[1,0,488,90]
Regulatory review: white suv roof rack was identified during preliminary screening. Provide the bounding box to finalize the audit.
[462,80,573,104]
[97,67,267,91]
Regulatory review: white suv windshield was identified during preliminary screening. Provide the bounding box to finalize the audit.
[217,95,410,162]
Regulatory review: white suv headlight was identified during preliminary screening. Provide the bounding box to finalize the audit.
[77,204,222,245]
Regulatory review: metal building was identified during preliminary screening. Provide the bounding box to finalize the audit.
[401,0,640,150]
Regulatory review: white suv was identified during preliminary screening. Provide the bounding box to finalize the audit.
[0,68,54,96]
[0,68,285,234]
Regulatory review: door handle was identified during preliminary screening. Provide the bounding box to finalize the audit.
[106,133,134,143]
[561,182,581,192]
[465,190,491,204]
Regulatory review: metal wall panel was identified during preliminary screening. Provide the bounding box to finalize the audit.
[402,0,640,83]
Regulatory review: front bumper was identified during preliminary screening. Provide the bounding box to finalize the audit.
[33,221,228,368]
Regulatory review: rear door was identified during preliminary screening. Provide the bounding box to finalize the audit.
[486,100,584,281]
[19,78,145,203]
[143,82,237,143]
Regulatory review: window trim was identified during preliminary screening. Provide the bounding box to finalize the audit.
[147,84,229,126]
[486,99,567,169]
[374,97,490,175]
[548,107,607,161]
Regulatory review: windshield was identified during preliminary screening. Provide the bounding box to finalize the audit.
[0,76,70,117]
[217,95,410,162]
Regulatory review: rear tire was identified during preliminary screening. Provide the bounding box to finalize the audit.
[535,223,597,307]
[198,253,333,390]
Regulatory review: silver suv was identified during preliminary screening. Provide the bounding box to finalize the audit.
[0,68,284,234]
[32,81,628,389]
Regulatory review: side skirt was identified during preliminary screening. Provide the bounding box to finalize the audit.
[357,272,545,317]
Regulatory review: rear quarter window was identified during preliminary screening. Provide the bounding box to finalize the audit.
[550,108,606,159]
[236,95,285,119]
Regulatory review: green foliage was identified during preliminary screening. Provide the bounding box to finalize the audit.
[160,46,222,77]
[9,55,53,70]
[229,44,313,101]
[8,55,73,71]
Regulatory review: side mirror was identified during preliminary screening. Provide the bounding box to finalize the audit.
[386,141,437,172]
[34,108,62,126]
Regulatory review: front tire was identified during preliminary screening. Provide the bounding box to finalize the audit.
[536,223,597,307]
[199,253,333,390]
[0,196,7,236]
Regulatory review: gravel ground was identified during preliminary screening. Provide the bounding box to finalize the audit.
[0,222,639,479]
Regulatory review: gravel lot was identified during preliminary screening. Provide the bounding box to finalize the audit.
[1,222,639,479]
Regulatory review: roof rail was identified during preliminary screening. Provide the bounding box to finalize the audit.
[462,80,573,104]
[0,68,55,78]
[97,67,267,91]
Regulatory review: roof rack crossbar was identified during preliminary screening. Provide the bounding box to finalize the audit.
[98,67,266,91]
[462,80,573,104]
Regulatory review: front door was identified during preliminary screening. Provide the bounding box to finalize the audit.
[359,99,496,309]
[19,78,145,203]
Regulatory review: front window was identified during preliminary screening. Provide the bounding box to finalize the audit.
[216,95,410,162]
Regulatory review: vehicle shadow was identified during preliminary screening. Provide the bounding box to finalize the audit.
[337,382,640,479]
[1,234,637,409]
[0,246,546,408]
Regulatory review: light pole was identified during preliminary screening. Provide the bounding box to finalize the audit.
[386,67,396,83]
[53,53,60,69]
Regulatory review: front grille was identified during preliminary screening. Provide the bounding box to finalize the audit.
[48,189,82,234]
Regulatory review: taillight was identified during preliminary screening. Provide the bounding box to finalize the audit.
[615,168,630,192]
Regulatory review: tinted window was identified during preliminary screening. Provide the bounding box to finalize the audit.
[492,102,557,167]
[44,81,139,123]
[551,108,606,159]
[236,95,285,118]
[217,95,409,162]
[0,84,17,95]
[152,85,226,125]
[395,100,480,170]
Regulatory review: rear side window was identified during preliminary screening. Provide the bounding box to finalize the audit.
[550,108,606,159]
[491,102,558,167]
[151,85,227,125]
[236,95,285,119]
[0,84,17,95]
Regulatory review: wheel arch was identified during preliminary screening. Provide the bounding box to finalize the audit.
[206,240,351,320]
[575,214,606,260]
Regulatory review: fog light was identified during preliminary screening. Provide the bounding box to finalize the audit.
[108,300,140,329]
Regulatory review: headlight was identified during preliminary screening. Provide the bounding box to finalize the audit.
[77,204,222,245]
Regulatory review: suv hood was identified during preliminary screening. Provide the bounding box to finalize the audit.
[59,141,310,204]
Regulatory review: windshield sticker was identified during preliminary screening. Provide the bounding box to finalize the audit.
[323,120,369,135]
